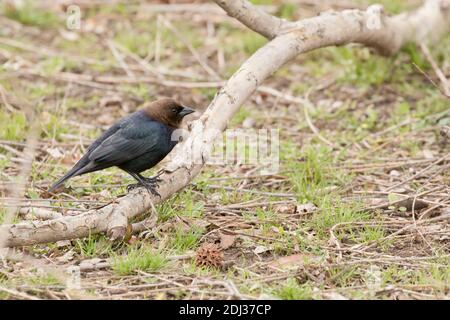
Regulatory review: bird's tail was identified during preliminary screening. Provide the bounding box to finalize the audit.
[48,160,94,193]
[48,166,81,193]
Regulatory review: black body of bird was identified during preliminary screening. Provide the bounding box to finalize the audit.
[49,98,195,195]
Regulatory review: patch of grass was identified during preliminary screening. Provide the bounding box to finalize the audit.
[273,278,314,300]
[112,246,168,275]
[230,106,252,127]
[168,226,203,253]
[74,234,112,258]
[223,29,267,57]
[416,265,450,288]
[401,43,429,70]
[40,57,82,75]
[100,2,132,16]
[335,106,381,139]
[65,97,90,111]
[27,83,58,101]
[416,92,450,121]
[381,265,449,291]
[114,31,154,58]
[178,190,204,219]
[3,1,59,28]
[157,189,204,222]
[357,0,410,14]
[122,83,152,101]
[40,112,72,140]
[277,3,296,20]
[399,140,420,156]
[157,200,178,222]
[291,82,309,96]
[391,100,411,121]
[337,224,387,246]
[0,111,27,140]
[26,273,60,287]
[287,145,345,202]
[194,88,216,101]
[218,186,253,205]
[329,266,363,287]
[335,47,393,87]
[285,144,368,238]
[308,197,368,239]
[249,0,274,5]
[182,260,221,277]
[241,33,267,55]
[0,272,61,298]
[57,34,111,62]
[0,208,5,224]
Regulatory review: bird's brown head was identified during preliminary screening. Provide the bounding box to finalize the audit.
[143,98,196,128]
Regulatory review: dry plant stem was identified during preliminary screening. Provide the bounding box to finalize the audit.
[419,43,450,96]
[0,112,39,247]
[1,0,449,247]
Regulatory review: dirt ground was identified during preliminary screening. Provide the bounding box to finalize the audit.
[0,0,448,300]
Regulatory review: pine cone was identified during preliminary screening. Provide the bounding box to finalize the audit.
[195,243,223,268]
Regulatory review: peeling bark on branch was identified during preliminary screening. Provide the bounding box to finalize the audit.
[1,0,449,247]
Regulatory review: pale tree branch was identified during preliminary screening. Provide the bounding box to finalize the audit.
[1,0,449,247]
[213,0,292,39]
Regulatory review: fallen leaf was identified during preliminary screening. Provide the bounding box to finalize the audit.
[79,258,104,269]
[269,253,322,269]
[274,202,317,215]
[253,245,270,255]
[98,113,116,125]
[242,117,255,128]
[296,203,317,215]
[127,235,138,245]
[100,94,123,108]
[388,193,401,203]
[219,233,236,250]
[56,240,71,248]
[59,29,79,41]
[268,253,305,268]
[274,203,296,214]
[389,170,400,177]
[322,292,348,300]
[46,147,64,159]
[422,149,434,159]
[56,249,75,263]
[99,189,111,198]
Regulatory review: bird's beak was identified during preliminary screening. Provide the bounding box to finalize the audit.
[179,106,196,117]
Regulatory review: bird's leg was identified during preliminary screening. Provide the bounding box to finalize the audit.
[143,170,164,184]
[126,172,161,197]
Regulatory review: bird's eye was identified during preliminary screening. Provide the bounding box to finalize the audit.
[171,107,177,113]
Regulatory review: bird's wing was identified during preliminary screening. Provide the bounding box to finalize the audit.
[84,113,133,153]
[88,120,165,166]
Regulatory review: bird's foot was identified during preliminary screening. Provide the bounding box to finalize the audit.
[142,174,163,185]
[126,179,161,198]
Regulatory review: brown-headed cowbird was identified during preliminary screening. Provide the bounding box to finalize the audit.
[49,98,195,196]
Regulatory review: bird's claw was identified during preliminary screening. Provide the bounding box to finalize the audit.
[143,175,162,184]
[126,183,139,192]
[126,179,161,198]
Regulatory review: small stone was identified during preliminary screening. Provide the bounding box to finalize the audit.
[56,240,71,248]
[422,149,434,159]
[253,245,270,254]
[242,117,255,128]
[389,170,400,176]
